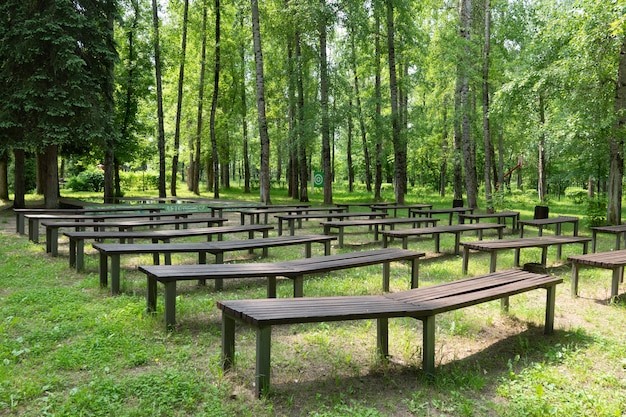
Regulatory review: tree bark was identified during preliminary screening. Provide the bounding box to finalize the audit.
[240,11,251,194]
[347,97,354,192]
[296,30,309,202]
[319,0,332,204]
[151,0,166,198]
[250,0,271,204]
[374,11,383,201]
[42,145,59,208]
[0,150,8,200]
[607,35,626,225]
[386,0,406,204]
[538,94,547,202]
[440,97,449,197]
[210,0,221,198]
[192,3,208,195]
[13,148,26,209]
[171,0,189,197]
[482,0,493,212]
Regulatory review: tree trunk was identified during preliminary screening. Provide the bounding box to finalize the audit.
[319,0,332,204]
[192,3,208,195]
[285,3,298,199]
[210,0,221,198]
[151,0,166,198]
[171,0,189,197]
[607,35,626,225]
[13,148,26,209]
[42,145,59,208]
[350,27,372,192]
[386,0,406,204]
[482,0,493,212]
[250,0,271,204]
[374,11,383,201]
[240,12,251,194]
[296,30,309,202]
[440,97,449,197]
[538,94,547,202]
[0,150,8,200]
[347,97,354,192]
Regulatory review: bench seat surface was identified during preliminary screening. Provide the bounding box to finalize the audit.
[321,217,437,227]
[218,269,562,326]
[63,224,272,240]
[382,222,505,237]
[461,236,590,250]
[567,249,626,268]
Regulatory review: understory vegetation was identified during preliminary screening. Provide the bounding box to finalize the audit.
[0,187,625,416]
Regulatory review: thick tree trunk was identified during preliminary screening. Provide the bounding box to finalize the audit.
[319,0,332,204]
[0,150,8,200]
[250,0,271,204]
[347,98,354,192]
[296,30,309,202]
[538,94,547,202]
[440,97,449,197]
[151,0,166,198]
[482,0,493,212]
[386,0,406,204]
[13,149,26,209]
[42,145,59,208]
[171,0,189,197]
[210,0,221,198]
[241,11,251,194]
[374,12,383,201]
[192,4,208,195]
[607,35,626,225]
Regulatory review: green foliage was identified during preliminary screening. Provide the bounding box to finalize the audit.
[586,198,607,227]
[565,187,588,204]
[119,171,161,191]
[65,170,105,192]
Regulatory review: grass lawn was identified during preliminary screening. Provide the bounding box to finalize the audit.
[0,186,625,416]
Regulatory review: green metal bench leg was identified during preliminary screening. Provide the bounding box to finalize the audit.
[255,326,272,398]
[99,252,108,288]
[110,254,121,295]
[383,262,390,292]
[571,263,580,297]
[146,277,157,313]
[376,317,389,359]
[545,284,556,334]
[164,281,177,329]
[222,314,236,370]
[422,315,436,376]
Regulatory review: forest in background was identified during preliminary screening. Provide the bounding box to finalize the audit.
[1,0,625,221]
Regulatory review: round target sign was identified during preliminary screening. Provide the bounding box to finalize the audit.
[313,171,324,187]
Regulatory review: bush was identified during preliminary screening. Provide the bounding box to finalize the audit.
[66,170,104,192]
[565,187,588,204]
[119,171,160,191]
[585,198,607,227]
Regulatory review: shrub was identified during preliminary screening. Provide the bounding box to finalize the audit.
[565,187,588,204]
[66,170,104,192]
[585,198,607,227]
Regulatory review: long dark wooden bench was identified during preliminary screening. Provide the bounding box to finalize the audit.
[43,217,227,256]
[276,211,388,236]
[459,211,520,232]
[518,216,579,239]
[590,224,626,252]
[218,269,562,397]
[64,224,273,272]
[138,248,425,328]
[93,234,336,295]
[24,211,202,243]
[381,223,506,255]
[321,217,439,247]
[409,207,474,225]
[568,249,626,299]
[239,206,339,225]
[13,206,163,236]
[461,236,591,275]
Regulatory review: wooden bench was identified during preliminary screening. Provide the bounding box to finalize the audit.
[369,203,432,217]
[93,234,336,295]
[239,206,341,225]
[24,211,200,243]
[519,216,579,238]
[206,203,310,218]
[43,217,227,256]
[568,250,626,299]
[460,236,591,275]
[64,224,273,272]
[218,269,561,397]
[459,211,520,232]
[321,217,439,248]
[138,248,424,328]
[409,207,475,225]
[335,202,394,212]
[590,225,626,252]
[381,223,506,255]
[276,211,388,236]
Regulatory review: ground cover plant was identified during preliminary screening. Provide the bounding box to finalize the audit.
[0,187,625,416]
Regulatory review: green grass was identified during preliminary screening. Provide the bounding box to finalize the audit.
[0,186,625,416]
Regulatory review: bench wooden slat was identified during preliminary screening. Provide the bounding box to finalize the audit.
[568,249,626,299]
[218,269,561,397]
